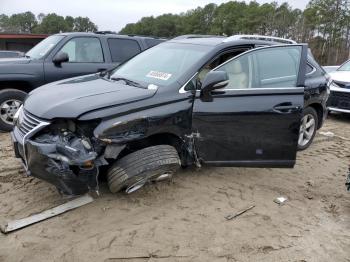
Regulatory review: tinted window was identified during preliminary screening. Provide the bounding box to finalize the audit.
[59,37,104,63]
[108,38,141,63]
[144,38,164,48]
[306,64,314,74]
[215,46,302,89]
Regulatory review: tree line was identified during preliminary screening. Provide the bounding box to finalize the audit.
[120,0,349,65]
[0,1,348,65]
[0,12,98,34]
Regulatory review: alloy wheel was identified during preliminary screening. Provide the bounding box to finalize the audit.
[298,114,316,147]
[0,99,22,125]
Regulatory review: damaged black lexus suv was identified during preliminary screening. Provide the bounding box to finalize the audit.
[11,35,330,196]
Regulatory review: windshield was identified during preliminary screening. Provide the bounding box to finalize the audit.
[338,60,350,71]
[111,42,211,87]
[26,35,65,60]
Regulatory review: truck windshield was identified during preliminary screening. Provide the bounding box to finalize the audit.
[26,35,65,60]
[110,42,211,87]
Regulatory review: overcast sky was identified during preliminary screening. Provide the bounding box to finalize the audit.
[0,0,309,32]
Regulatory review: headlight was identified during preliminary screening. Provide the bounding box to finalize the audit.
[13,105,23,124]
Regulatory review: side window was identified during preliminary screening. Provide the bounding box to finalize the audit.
[144,38,164,48]
[197,48,250,84]
[108,38,141,63]
[306,64,314,74]
[59,37,104,63]
[215,46,302,89]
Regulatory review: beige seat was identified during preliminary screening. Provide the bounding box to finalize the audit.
[198,67,211,83]
[225,60,248,89]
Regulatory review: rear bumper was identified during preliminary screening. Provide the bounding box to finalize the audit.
[11,127,93,195]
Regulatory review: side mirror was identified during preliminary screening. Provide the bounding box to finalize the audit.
[201,71,229,101]
[53,52,69,65]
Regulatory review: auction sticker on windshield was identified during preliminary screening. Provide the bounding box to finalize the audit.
[146,71,172,81]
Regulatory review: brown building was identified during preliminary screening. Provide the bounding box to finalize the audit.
[0,33,49,52]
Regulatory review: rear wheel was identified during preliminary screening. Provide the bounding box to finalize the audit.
[107,145,181,193]
[298,107,318,151]
[0,89,27,132]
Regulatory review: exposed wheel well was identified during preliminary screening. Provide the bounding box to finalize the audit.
[117,133,186,160]
[0,81,32,93]
[307,103,323,129]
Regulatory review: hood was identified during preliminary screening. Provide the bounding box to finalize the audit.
[0,57,31,65]
[329,71,350,84]
[24,74,158,119]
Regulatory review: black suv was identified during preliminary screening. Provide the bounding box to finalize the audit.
[11,35,330,195]
[0,32,164,131]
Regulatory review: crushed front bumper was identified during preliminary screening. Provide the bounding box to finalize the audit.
[11,127,101,196]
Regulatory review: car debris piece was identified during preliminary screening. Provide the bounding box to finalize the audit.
[346,167,350,192]
[319,131,335,137]
[274,196,288,205]
[0,194,94,234]
[225,205,255,220]
[319,131,350,141]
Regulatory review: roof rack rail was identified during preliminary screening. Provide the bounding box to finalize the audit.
[95,31,117,35]
[223,34,297,44]
[173,34,225,40]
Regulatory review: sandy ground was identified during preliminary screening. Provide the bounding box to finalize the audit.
[0,115,349,262]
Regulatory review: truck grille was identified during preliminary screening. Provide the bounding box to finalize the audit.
[328,91,350,110]
[16,109,49,138]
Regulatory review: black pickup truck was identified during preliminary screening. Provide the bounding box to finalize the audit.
[0,32,165,131]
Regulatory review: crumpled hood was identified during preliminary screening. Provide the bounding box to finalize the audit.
[24,74,157,119]
[0,57,31,65]
[329,71,350,84]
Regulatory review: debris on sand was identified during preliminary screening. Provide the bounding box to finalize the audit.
[274,197,288,205]
[0,194,94,234]
[225,205,255,220]
[319,131,350,141]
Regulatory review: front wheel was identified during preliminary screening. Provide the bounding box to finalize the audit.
[107,145,181,194]
[0,89,27,132]
[298,107,318,151]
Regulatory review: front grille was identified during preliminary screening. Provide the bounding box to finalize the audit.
[16,109,48,138]
[328,91,350,110]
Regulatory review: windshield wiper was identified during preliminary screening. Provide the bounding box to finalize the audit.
[110,77,146,89]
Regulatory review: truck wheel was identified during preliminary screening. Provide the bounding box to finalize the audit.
[0,89,27,132]
[107,145,181,193]
[298,107,318,151]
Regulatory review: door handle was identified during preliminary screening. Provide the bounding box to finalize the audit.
[273,104,301,113]
[97,68,107,72]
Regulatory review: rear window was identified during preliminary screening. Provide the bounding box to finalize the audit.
[108,38,141,63]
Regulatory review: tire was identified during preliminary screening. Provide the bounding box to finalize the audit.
[298,107,318,151]
[107,145,181,193]
[0,89,27,132]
